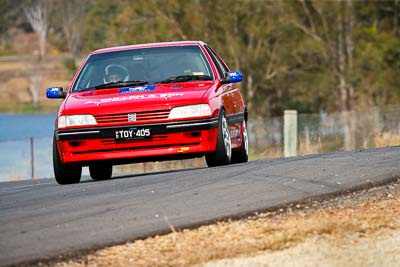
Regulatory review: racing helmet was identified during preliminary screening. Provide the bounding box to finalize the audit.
[104,64,129,83]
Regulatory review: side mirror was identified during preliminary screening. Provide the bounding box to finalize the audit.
[46,87,67,99]
[221,71,243,84]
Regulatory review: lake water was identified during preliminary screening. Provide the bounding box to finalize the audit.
[0,113,57,181]
[0,113,57,141]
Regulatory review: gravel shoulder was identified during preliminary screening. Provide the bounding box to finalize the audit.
[27,178,400,267]
[204,182,400,267]
[204,229,400,267]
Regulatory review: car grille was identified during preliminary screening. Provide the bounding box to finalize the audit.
[100,135,168,145]
[95,110,170,125]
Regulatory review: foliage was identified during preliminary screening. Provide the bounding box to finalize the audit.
[63,57,78,76]
[1,0,399,116]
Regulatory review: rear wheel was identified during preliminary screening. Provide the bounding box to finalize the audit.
[206,110,232,167]
[89,164,113,181]
[231,120,249,164]
[53,136,82,185]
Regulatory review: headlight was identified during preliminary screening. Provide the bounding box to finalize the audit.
[58,115,97,128]
[169,104,211,119]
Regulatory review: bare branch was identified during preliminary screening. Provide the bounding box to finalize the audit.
[154,8,187,40]
[313,0,330,43]
[291,20,325,45]
[61,0,87,57]
[264,38,280,81]
[300,0,316,34]
[23,0,49,61]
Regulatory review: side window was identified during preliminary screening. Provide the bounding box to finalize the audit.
[205,45,225,79]
[208,46,230,73]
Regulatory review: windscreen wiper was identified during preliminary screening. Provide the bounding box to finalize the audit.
[80,80,149,91]
[157,75,212,84]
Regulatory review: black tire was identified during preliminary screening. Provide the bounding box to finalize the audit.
[89,163,113,181]
[53,136,82,185]
[231,120,249,164]
[205,110,232,167]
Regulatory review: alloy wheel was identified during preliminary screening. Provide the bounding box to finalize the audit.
[222,116,231,160]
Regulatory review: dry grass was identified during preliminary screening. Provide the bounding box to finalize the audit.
[0,61,28,72]
[204,228,400,267]
[374,131,400,147]
[257,131,400,159]
[43,185,400,267]
[298,139,322,156]
[250,147,283,160]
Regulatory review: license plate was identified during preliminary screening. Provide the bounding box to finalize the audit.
[115,128,151,140]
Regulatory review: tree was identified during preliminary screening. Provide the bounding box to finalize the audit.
[9,0,396,115]
[27,69,43,109]
[287,0,356,149]
[81,0,123,51]
[0,0,24,43]
[60,0,88,58]
[23,0,49,61]
[289,0,354,111]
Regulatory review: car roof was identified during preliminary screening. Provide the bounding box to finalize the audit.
[92,41,206,55]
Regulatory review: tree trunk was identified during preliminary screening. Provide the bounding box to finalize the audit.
[338,1,353,151]
[38,31,46,62]
[345,0,354,106]
[339,73,353,151]
[24,0,49,62]
[28,73,42,109]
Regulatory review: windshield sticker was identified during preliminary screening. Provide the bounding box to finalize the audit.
[119,85,156,94]
[84,93,184,106]
[192,72,204,75]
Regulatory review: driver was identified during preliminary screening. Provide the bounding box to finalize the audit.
[103,64,129,83]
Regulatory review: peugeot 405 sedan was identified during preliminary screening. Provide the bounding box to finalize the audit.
[47,41,248,184]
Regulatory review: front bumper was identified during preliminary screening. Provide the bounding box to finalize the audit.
[55,117,219,165]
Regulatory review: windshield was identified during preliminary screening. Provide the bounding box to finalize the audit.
[72,45,214,92]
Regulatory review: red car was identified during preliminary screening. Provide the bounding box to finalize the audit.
[47,41,248,184]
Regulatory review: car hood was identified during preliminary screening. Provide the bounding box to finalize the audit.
[61,81,215,115]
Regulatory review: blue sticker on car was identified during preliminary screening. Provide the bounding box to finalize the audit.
[119,85,156,94]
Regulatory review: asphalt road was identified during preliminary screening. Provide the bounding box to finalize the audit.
[1,146,399,266]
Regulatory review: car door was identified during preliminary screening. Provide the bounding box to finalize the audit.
[204,46,235,114]
[204,45,244,145]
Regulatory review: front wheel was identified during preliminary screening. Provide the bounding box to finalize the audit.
[205,110,232,167]
[53,136,82,185]
[89,164,113,181]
